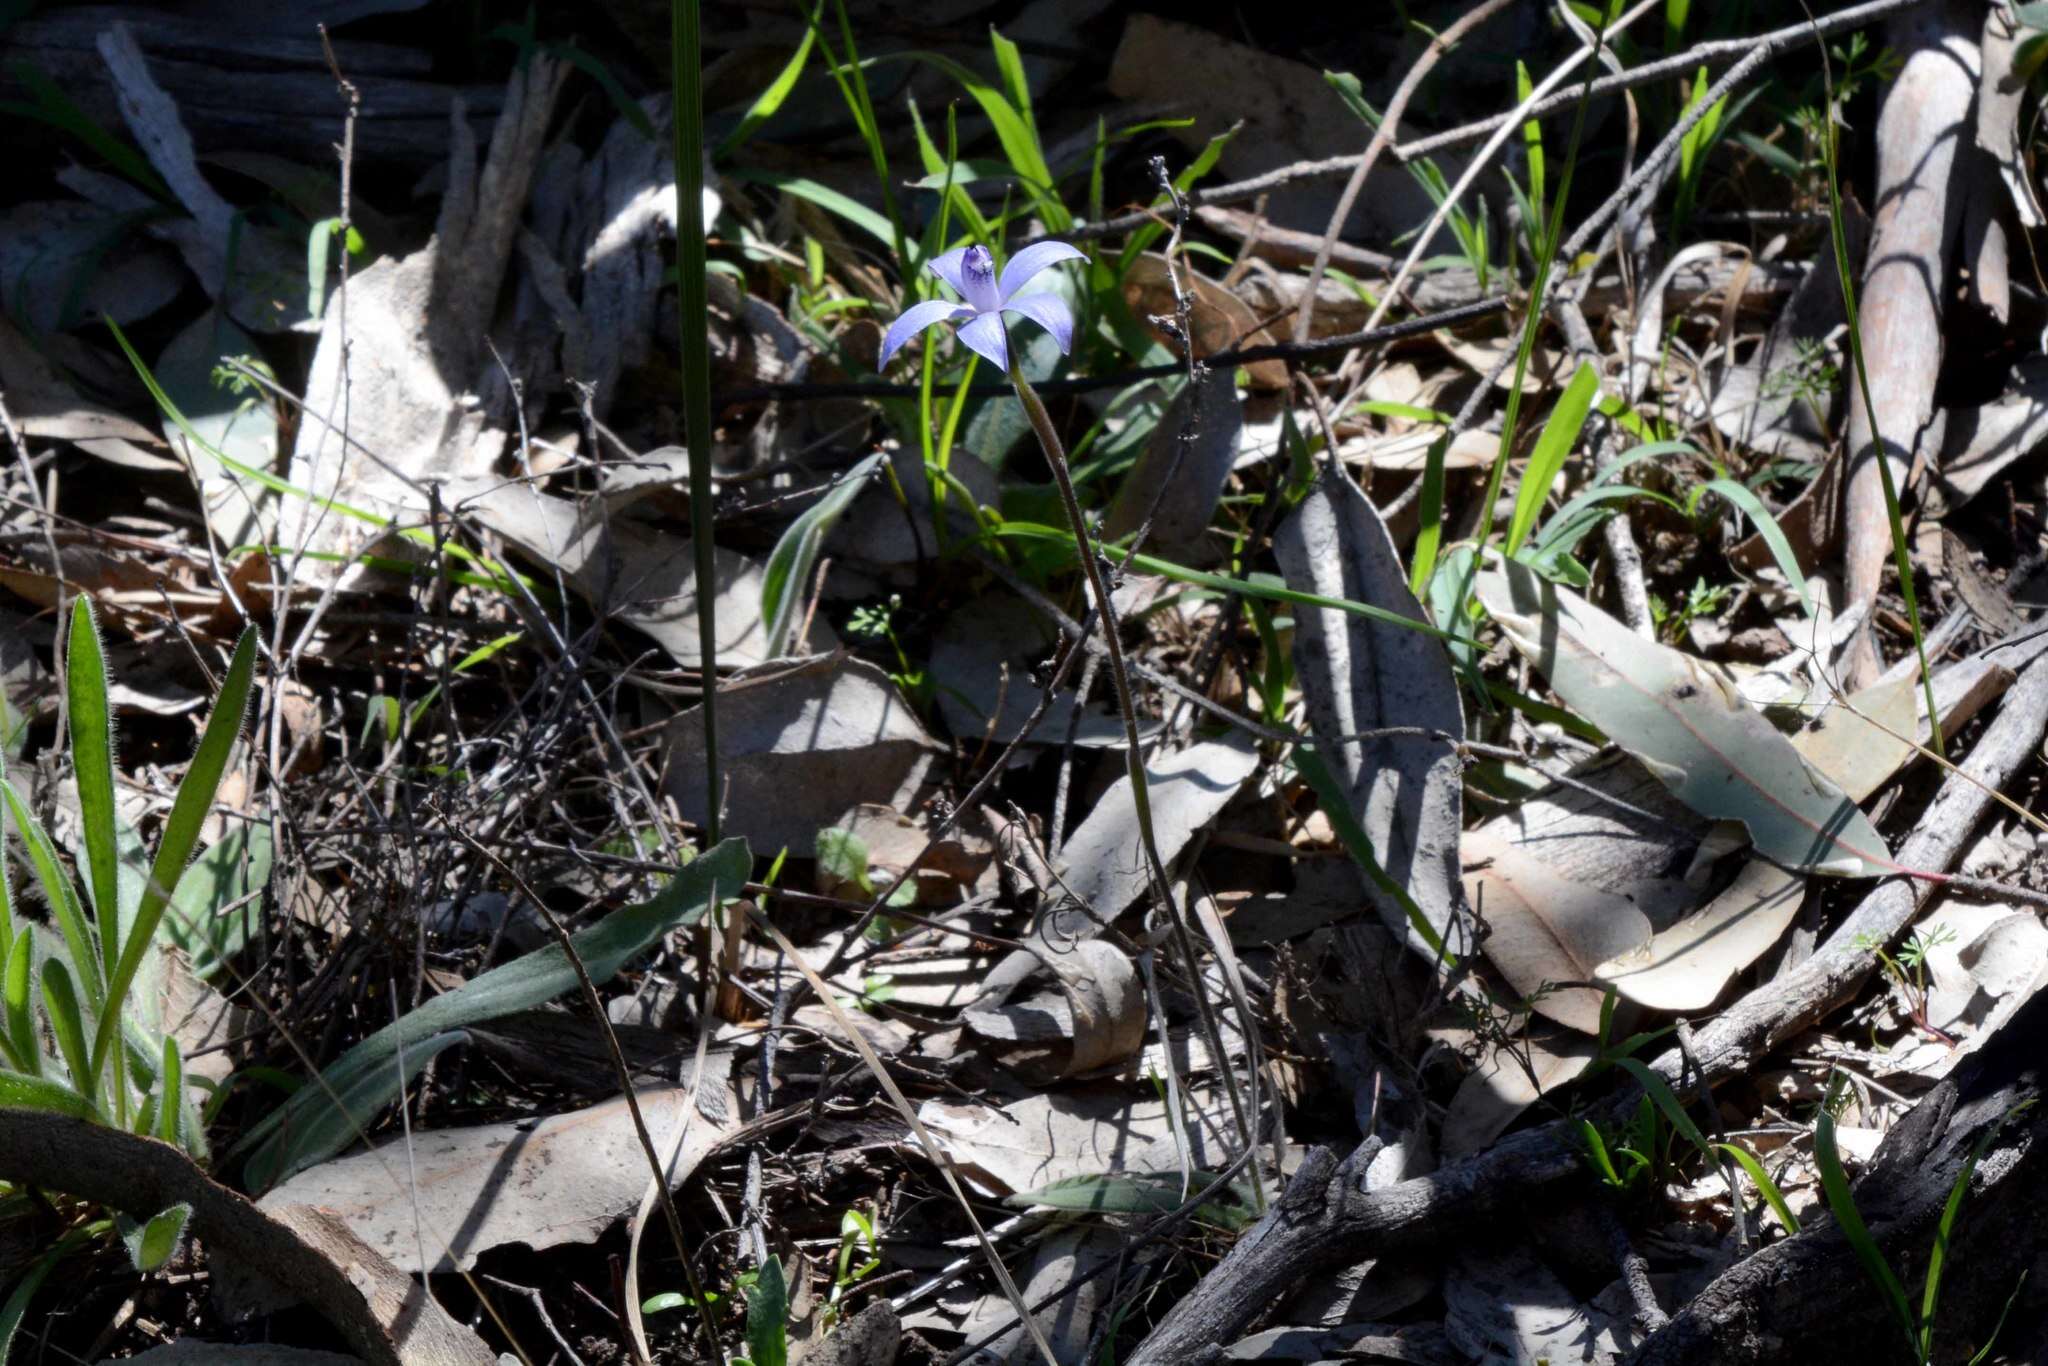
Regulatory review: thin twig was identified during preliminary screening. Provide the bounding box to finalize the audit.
[1006,344,1257,1160]
[1395,0,1932,163]
[715,294,1508,404]
[1293,0,1517,343]
[454,833,723,1362]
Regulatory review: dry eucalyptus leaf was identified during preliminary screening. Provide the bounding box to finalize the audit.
[915,1085,1235,1199]
[1121,252,1287,388]
[1278,473,1470,958]
[1478,558,1892,877]
[1442,1026,1599,1158]
[464,479,804,667]
[663,656,941,857]
[1055,732,1261,919]
[1444,1242,1635,1366]
[930,592,1132,750]
[259,1083,740,1273]
[1101,366,1244,562]
[1464,824,1652,1033]
[113,1348,357,1365]
[1595,675,1920,1013]
[1437,331,1566,393]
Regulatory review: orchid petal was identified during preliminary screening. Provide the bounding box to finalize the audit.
[927,248,972,302]
[954,311,1010,372]
[957,245,1003,313]
[997,241,1087,302]
[1000,291,1076,355]
[878,299,970,370]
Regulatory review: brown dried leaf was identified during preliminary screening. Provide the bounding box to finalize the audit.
[1121,253,1287,388]
[260,1083,740,1273]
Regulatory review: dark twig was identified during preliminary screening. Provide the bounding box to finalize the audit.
[454,834,722,1362]
[713,295,1508,404]
[1294,0,1516,342]
[1395,0,1931,164]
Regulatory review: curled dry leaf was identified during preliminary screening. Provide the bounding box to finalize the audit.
[1278,473,1470,958]
[1477,557,1892,877]
[1595,675,1920,1013]
[963,939,1146,1080]
[259,1082,740,1274]
[1120,252,1287,388]
[663,656,941,856]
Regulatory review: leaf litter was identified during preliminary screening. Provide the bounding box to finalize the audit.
[12,5,2048,1364]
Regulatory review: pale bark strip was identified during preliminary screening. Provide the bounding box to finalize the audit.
[1840,1,1977,686]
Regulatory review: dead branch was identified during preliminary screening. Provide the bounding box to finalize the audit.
[1631,985,2048,1365]
[1124,652,2048,1364]
[1841,1,1980,687]
[0,1112,496,1365]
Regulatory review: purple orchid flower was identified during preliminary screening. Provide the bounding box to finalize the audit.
[877,241,1088,373]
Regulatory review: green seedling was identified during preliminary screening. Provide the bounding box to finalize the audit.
[0,601,256,1292]
[1853,924,1958,1041]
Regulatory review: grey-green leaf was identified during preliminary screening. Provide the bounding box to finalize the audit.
[119,1202,192,1272]
[238,838,750,1190]
[761,452,884,659]
[1476,557,1892,877]
[1277,473,1471,955]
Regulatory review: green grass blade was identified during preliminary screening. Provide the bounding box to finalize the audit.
[673,0,724,844]
[1698,476,1811,615]
[762,453,885,657]
[1408,433,1454,598]
[1924,1101,2033,1359]
[156,1036,183,1145]
[716,23,815,159]
[1714,1142,1801,1235]
[0,780,101,1013]
[1506,361,1600,554]
[39,959,92,1094]
[87,628,257,1095]
[995,521,1477,646]
[236,838,750,1189]
[1816,1072,1918,1355]
[1446,13,1608,606]
[65,599,120,987]
[1965,1270,2029,1366]
[0,1227,89,1362]
[3,934,37,1076]
[725,169,896,248]
[1612,1057,1709,1152]
[1579,1119,1622,1185]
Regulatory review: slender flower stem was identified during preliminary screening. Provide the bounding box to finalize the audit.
[1005,352,1258,1177]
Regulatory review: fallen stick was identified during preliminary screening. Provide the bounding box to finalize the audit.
[1052,0,1930,248]
[0,1112,496,1365]
[1840,0,1978,687]
[1124,653,2048,1364]
[1632,985,2048,1365]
